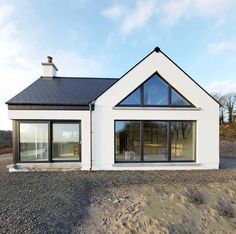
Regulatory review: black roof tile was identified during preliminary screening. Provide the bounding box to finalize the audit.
[6,77,119,105]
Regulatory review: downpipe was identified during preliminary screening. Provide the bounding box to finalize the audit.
[89,101,95,171]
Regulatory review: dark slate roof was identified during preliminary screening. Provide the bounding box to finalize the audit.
[6,77,119,105]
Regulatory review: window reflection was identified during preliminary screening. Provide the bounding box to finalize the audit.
[120,88,141,105]
[171,89,191,106]
[171,122,195,161]
[20,123,48,161]
[144,74,168,105]
[115,121,141,161]
[52,123,81,161]
[143,122,168,161]
[115,120,196,162]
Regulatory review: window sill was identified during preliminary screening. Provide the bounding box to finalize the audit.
[113,162,201,167]
[113,107,201,111]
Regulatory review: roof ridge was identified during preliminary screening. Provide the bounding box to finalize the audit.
[40,76,119,80]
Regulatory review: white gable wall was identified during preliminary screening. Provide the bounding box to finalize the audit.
[92,51,219,170]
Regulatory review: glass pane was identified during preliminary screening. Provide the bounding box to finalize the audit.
[115,121,141,161]
[171,89,191,106]
[143,121,168,161]
[20,123,48,161]
[171,122,195,161]
[52,123,80,161]
[144,74,168,105]
[119,88,141,105]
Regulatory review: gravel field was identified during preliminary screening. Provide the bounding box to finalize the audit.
[1,154,236,233]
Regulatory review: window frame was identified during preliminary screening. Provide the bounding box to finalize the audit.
[52,121,81,162]
[117,71,194,108]
[114,120,196,163]
[17,120,81,163]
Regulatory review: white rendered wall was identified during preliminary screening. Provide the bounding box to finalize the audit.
[92,51,219,170]
[8,110,91,170]
[8,51,219,171]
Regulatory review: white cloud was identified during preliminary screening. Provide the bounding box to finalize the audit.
[101,0,157,34]
[160,0,233,27]
[208,41,236,54]
[0,2,14,26]
[207,80,236,94]
[161,0,191,26]
[0,1,105,130]
[121,0,157,33]
[102,0,233,32]
[102,4,124,20]
[194,0,232,17]
[55,52,104,77]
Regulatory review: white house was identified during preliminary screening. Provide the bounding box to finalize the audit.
[6,48,219,171]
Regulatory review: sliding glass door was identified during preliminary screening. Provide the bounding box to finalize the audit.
[52,123,81,161]
[19,121,81,162]
[20,123,49,161]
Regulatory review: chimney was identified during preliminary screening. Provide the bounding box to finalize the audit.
[41,56,58,78]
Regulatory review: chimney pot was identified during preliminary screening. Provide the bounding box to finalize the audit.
[42,56,58,78]
[47,56,53,63]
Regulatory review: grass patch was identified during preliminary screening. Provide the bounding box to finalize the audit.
[186,187,206,205]
[216,198,235,218]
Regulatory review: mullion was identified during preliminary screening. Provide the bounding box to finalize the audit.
[168,86,171,106]
[140,85,144,106]
[168,122,171,162]
[140,121,144,162]
[48,121,52,163]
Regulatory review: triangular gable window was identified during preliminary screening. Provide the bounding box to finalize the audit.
[118,73,194,107]
[120,87,141,105]
[171,89,191,106]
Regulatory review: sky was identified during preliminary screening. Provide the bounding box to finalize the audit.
[0,0,236,130]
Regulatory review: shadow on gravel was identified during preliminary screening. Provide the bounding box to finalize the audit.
[0,170,94,234]
[220,156,236,169]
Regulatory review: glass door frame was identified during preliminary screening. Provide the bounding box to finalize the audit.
[17,120,81,163]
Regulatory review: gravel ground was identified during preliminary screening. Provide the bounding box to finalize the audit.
[1,154,236,233]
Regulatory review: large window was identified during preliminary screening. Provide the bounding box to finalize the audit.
[118,73,193,107]
[171,122,196,161]
[143,122,168,161]
[20,123,48,162]
[115,121,141,161]
[52,123,80,161]
[19,121,81,162]
[115,120,196,162]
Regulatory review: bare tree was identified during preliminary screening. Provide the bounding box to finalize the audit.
[211,93,226,124]
[224,93,236,123]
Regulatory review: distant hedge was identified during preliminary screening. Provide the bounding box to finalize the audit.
[0,130,12,147]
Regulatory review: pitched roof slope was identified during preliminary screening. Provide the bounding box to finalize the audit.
[6,77,119,105]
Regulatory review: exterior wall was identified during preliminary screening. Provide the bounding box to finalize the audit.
[92,107,219,170]
[8,110,91,170]
[8,51,219,171]
[92,51,219,170]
